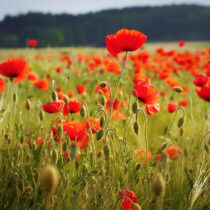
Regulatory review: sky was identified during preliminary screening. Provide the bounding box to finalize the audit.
[0,0,210,20]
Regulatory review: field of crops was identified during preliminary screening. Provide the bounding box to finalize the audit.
[0,31,209,210]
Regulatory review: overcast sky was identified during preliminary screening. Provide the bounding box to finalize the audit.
[1,0,210,20]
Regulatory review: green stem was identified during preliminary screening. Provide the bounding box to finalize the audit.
[106,52,128,129]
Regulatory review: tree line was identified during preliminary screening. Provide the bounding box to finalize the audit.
[0,5,210,48]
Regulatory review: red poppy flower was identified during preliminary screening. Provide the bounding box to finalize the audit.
[77,84,86,95]
[63,100,82,117]
[132,148,152,164]
[83,117,101,134]
[28,39,38,47]
[167,102,177,113]
[178,40,185,47]
[132,81,160,115]
[28,71,39,83]
[106,29,147,56]
[0,77,6,92]
[34,79,49,91]
[68,90,74,98]
[119,189,138,210]
[193,74,208,87]
[155,154,162,162]
[162,146,181,160]
[106,99,120,110]
[179,99,188,107]
[104,61,121,74]
[43,101,64,114]
[0,58,30,82]
[196,81,210,101]
[53,121,89,149]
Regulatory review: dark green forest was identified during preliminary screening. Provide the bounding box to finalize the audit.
[0,5,210,48]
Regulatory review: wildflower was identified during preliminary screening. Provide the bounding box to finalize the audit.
[193,74,208,87]
[35,79,49,91]
[167,102,177,113]
[43,101,64,114]
[196,81,210,101]
[28,39,38,47]
[0,58,30,82]
[162,145,181,160]
[119,189,138,210]
[106,29,147,56]
[77,84,86,95]
[63,100,82,117]
[132,148,152,163]
[178,40,185,47]
[132,81,160,115]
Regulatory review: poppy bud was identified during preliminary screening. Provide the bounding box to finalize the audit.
[101,96,106,106]
[134,122,139,135]
[25,99,31,110]
[151,173,165,197]
[177,117,184,128]
[51,91,58,101]
[70,144,81,159]
[96,129,104,140]
[104,144,110,159]
[63,94,69,104]
[39,111,44,121]
[40,165,58,194]
[135,164,141,171]
[100,116,105,128]
[20,135,24,143]
[80,107,86,118]
[52,150,58,164]
[132,101,138,114]
[173,86,183,93]
[99,82,107,88]
[13,93,17,102]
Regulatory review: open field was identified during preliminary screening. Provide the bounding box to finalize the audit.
[0,41,209,210]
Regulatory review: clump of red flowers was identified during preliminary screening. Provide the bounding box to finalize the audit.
[35,79,49,91]
[106,29,147,56]
[132,81,160,116]
[119,189,138,210]
[63,100,82,117]
[162,146,181,160]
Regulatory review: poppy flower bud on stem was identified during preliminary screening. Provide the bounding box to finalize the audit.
[40,165,58,194]
[151,173,165,197]
[177,117,184,128]
[96,129,104,140]
[132,101,138,114]
[173,86,183,93]
[51,91,58,101]
[63,94,69,104]
[104,144,110,159]
[80,106,86,118]
[100,116,105,128]
[25,99,31,110]
[99,81,107,88]
[134,122,139,135]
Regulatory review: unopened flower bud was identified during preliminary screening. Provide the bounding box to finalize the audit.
[134,122,139,135]
[96,129,104,140]
[104,144,110,159]
[25,99,31,110]
[99,82,107,88]
[39,111,44,121]
[63,94,69,104]
[177,117,184,128]
[51,91,58,101]
[40,165,58,194]
[151,173,165,197]
[80,107,86,118]
[100,116,105,128]
[173,86,183,93]
[132,101,138,114]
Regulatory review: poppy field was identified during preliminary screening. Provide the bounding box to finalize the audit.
[0,29,209,210]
